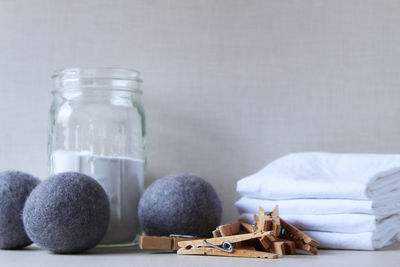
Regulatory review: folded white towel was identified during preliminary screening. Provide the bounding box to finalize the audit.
[236,152,400,200]
[239,213,400,250]
[235,197,400,218]
[235,152,400,250]
[302,231,397,250]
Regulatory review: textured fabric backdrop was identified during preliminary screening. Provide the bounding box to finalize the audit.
[1,0,400,222]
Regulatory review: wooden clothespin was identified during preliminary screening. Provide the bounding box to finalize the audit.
[177,230,278,259]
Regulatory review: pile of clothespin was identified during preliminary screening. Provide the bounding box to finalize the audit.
[140,206,320,259]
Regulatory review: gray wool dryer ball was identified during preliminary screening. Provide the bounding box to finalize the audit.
[0,170,41,249]
[23,172,110,254]
[138,173,222,237]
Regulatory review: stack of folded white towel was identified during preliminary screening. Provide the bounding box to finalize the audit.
[235,152,400,250]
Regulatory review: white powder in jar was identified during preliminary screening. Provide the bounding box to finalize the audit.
[52,150,144,245]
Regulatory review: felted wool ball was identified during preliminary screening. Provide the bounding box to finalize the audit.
[23,172,110,254]
[0,171,41,249]
[138,173,222,237]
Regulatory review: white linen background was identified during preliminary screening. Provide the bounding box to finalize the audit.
[1,0,400,223]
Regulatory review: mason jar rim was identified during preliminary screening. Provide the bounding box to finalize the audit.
[51,67,143,93]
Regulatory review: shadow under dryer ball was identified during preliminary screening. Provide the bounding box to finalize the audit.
[23,172,110,254]
[138,173,222,237]
[0,171,40,249]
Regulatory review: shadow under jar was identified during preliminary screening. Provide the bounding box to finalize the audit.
[48,67,146,246]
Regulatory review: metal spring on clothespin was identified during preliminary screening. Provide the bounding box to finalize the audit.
[203,240,235,253]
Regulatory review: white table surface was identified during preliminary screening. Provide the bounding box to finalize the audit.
[1,243,400,267]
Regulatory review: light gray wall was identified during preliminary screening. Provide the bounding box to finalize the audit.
[1,0,400,223]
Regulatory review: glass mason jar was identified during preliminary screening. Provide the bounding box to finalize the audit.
[48,67,145,246]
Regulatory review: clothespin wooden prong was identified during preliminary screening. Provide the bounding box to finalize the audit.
[140,235,198,250]
[240,222,254,233]
[285,241,296,255]
[271,206,281,237]
[280,218,320,247]
[212,229,222,237]
[259,235,272,250]
[293,239,318,255]
[218,222,241,236]
[177,247,278,259]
